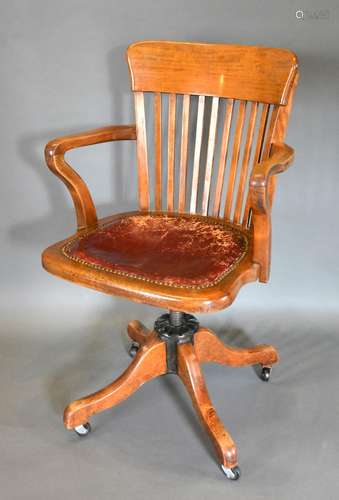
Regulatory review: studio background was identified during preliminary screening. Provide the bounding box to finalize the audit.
[1,1,338,499]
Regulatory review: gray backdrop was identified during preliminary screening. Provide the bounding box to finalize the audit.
[1,1,338,499]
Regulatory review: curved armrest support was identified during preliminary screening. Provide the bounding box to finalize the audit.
[249,143,294,214]
[45,125,137,231]
[249,142,294,282]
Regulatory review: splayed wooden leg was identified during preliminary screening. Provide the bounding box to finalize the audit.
[177,342,238,468]
[195,327,279,368]
[64,334,166,429]
[127,320,153,345]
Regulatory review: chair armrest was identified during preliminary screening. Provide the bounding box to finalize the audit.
[45,125,137,231]
[249,143,294,213]
[249,142,294,283]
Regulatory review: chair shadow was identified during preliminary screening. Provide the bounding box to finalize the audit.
[11,126,137,247]
[44,299,159,416]
[10,44,136,247]
[217,323,265,378]
[8,43,148,432]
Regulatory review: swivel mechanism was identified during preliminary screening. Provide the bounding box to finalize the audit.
[154,311,199,374]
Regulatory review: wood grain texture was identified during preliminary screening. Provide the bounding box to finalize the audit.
[268,73,299,207]
[190,95,205,213]
[224,100,247,219]
[201,96,219,215]
[177,342,238,468]
[154,92,162,210]
[64,333,166,429]
[45,125,136,231]
[250,142,295,281]
[63,320,279,469]
[212,99,234,217]
[167,93,176,211]
[253,104,271,164]
[43,41,299,476]
[42,210,258,314]
[127,41,298,104]
[242,103,270,226]
[234,102,258,224]
[134,92,150,210]
[178,94,190,212]
[127,320,152,345]
[195,328,279,367]
[261,105,280,161]
[43,42,298,314]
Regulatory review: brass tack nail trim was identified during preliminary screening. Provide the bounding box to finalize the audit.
[61,213,249,290]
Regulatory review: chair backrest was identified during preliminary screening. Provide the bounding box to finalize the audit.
[127,41,298,226]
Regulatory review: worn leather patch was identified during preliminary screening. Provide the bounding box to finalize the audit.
[62,213,249,289]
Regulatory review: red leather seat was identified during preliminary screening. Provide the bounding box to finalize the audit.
[62,213,249,289]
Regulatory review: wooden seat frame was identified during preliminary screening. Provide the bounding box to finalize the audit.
[42,41,298,478]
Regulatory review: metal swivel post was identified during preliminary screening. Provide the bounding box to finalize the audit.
[154,311,199,373]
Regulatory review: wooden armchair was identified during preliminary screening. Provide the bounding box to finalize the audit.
[42,41,298,480]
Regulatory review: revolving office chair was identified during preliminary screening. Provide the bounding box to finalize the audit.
[43,41,299,479]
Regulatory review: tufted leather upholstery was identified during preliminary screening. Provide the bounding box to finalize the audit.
[62,213,249,289]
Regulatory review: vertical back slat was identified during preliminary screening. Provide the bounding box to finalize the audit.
[234,102,258,224]
[261,105,280,209]
[212,99,234,217]
[178,94,190,212]
[243,103,270,225]
[134,91,150,210]
[154,92,162,210]
[253,104,270,164]
[224,100,247,220]
[201,97,219,215]
[167,93,176,211]
[135,89,283,222]
[190,95,205,213]
[267,77,298,208]
[261,105,279,160]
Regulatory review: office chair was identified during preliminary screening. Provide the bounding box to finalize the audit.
[43,41,298,479]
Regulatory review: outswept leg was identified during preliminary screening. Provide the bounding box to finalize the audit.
[195,328,279,368]
[177,342,238,469]
[64,316,278,478]
[127,320,152,345]
[64,335,166,429]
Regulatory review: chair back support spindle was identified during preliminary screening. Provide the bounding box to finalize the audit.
[128,41,298,226]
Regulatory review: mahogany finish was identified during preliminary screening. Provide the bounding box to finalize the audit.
[63,322,279,469]
[42,41,298,477]
[45,125,136,231]
[177,342,238,468]
[64,331,166,429]
[127,41,297,104]
[195,328,279,367]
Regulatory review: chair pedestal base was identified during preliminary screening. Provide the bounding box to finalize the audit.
[64,318,279,472]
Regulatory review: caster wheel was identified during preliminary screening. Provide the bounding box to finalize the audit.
[260,366,272,382]
[74,422,91,436]
[221,465,241,480]
[128,341,140,358]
